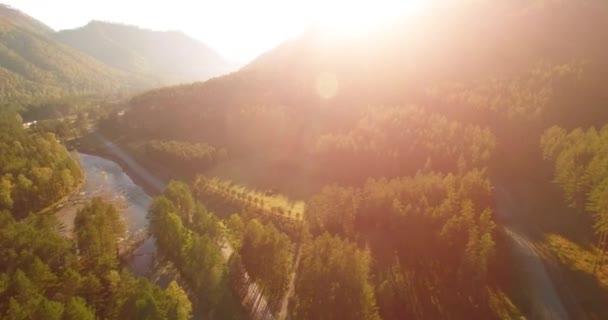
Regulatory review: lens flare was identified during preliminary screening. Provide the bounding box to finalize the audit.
[315,72,339,100]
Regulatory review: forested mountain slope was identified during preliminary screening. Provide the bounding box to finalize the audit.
[54,21,232,84]
[0,112,193,318]
[117,0,608,173]
[0,4,52,34]
[0,5,146,109]
[0,4,232,112]
[0,112,81,218]
[104,1,608,319]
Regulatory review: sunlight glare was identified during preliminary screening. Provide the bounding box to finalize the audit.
[315,72,339,99]
[314,0,428,37]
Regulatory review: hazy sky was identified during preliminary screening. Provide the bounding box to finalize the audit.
[5,0,427,63]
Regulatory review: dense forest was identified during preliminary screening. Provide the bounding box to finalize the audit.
[0,198,193,319]
[0,4,230,111]
[305,170,501,319]
[0,107,196,319]
[0,111,82,218]
[228,216,294,314]
[148,181,243,319]
[3,0,608,319]
[96,1,608,319]
[110,1,608,184]
[541,126,608,262]
[313,106,495,182]
[0,5,142,108]
[142,140,227,177]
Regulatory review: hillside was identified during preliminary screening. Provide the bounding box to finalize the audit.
[118,0,608,156]
[0,4,148,109]
[0,4,232,112]
[103,1,608,318]
[54,21,232,84]
[0,3,52,34]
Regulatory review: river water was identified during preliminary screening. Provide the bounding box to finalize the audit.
[56,152,156,276]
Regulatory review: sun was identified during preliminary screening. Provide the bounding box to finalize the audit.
[314,0,428,37]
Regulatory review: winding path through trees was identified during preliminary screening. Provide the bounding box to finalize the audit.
[494,183,569,320]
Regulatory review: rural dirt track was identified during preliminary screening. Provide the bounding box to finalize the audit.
[94,133,276,319]
[494,184,569,320]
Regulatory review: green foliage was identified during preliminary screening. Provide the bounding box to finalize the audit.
[164,181,196,223]
[19,95,92,121]
[294,233,379,320]
[0,111,82,218]
[144,140,227,176]
[305,170,498,319]
[114,274,170,320]
[307,185,359,236]
[56,2,608,319]
[541,125,608,235]
[315,106,495,181]
[226,214,245,248]
[0,199,192,320]
[429,62,589,123]
[149,181,241,317]
[0,211,71,278]
[64,297,95,320]
[193,176,305,248]
[166,281,193,320]
[74,198,125,274]
[109,1,608,183]
[194,176,305,222]
[0,8,144,108]
[239,219,293,307]
[375,259,420,319]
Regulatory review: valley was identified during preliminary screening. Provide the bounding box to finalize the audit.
[2,1,608,319]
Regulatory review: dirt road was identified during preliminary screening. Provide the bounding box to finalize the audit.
[494,184,569,320]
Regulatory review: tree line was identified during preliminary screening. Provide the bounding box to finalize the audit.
[0,111,82,219]
[541,125,608,270]
[193,176,305,241]
[148,181,243,319]
[302,169,503,319]
[227,215,294,314]
[0,109,194,319]
[144,139,227,176]
[90,2,608,318]
[222,170,506,319]
[0,198,192,320]
[314,106,495,182]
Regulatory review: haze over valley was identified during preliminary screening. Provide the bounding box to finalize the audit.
[1,1,608,319]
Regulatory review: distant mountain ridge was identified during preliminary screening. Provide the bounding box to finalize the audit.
[0,4,53,34]
[53,21,232,84]
[0,3,232,108]
[120,0,608,143]
[0,4,143,108]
